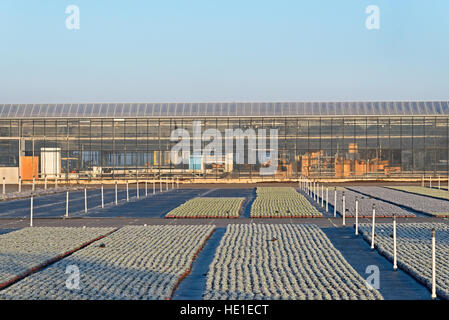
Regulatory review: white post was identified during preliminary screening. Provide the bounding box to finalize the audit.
[136,180,140,199]
[65,189,69,218]
[321,184,324,207]
[371,204,376,249]
[438,175,440,189]
[44,175,47,190]
[166,178,169,191]
[2,177,5,196]
[172,178,174,189]
[30,194,33,227]
[115,181,118,205]
[355,197,359,235]
[126,180,129,202]
[18,176,21,193]
[32,176,35,191]
[101,183,104,208]
[334,188,337,218]
[342,191,346,226]
[431,228,436,299]
[429,176,432,188]
[326,186,329,213]
[421,174,424,187]
[393,214,397,270]
[145,181,148,197]
[176,178,179,189]
[160,180,162,192]
[153,181,156,194]
[84,187,88,214]
[55,177,58,189]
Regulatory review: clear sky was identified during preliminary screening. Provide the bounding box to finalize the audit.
[1,0,448,103]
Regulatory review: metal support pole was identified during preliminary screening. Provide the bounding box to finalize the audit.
[32,176,35,191]
[145,181,148,197]
[2,177,5,196]
[430,176,432,188]
[334,187,337,218]
[30,194,33,227]
[160,180,162,192]
[438,175,441,189]
[166,178,169,191]
[65,189,69,218]
[84,187,88,214]
[371,204,376,249]
[44,175,47,190]
[115,181,118,205]
[321,184,324,208]
[393,214,397,270]
[355,197,359,235]
[431,228,436,299]
[126,180,129,202]
[136,180,139,199]
[153,181,156,194]
[101,183,104,208]
[18,176,21,193]
[342,191,346,226]
[55,177,58,189]
[421,174,424,187]
[176,177,179,189]
[325,186,329,213]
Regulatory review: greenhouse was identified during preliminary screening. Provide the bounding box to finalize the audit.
[0,101,448,182]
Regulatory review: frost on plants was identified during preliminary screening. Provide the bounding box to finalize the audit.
[0,227,115,288]
[0,225,214,300]
[204,224,382,300]
[349,187,449,217]
[327,188,414,218]
[386,186,449,202]
[251,187,322,218]
[165,197,244,218]
[359,222,449,299]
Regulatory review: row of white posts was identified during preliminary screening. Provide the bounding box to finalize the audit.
[421,175,449,190]
[29,177,180,225]
[299,176,438,299]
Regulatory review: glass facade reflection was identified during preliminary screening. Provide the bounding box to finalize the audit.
[0,102,448,181]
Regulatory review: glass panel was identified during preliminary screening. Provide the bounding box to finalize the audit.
[403,102,411,115]
[433,101,442,114]
[229,103,236,114]
[190,103,197,116]
[425,101,435,115]
[176,103,184,114]
[146,104,154,116]
[198,103,207,116]
[153,103,160,116]
[221,103,228,116]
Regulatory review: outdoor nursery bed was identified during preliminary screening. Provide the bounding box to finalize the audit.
[165,197,245,218]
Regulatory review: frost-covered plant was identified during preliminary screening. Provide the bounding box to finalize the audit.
[0,225,214,300]
[327,188,414,218]
[386,186,449,202]
[349,187,449,217]
[203,224,382,300]
[165,198,244,218]
[250,188,322,218]
[0,227,114,287]
[359,222,449,299]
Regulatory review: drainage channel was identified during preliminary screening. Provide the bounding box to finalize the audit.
[172,227,226,300]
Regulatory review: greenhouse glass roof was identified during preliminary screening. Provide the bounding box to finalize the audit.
[0,101,448,118]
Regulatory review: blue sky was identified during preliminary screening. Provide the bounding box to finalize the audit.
[0,0,448,103]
